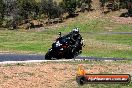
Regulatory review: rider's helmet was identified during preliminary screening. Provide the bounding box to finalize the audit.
[72,28,79,36]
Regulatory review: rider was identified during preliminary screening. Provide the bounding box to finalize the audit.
[70,28,82,44]
[68,28,82,53]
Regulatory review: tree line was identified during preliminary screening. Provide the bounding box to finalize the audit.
[0,0,132,29]
[0,0,95,29]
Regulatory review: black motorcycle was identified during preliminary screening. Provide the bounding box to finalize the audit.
[45,32,84,60]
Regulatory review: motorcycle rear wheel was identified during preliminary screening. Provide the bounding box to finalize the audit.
[65,49,75,59]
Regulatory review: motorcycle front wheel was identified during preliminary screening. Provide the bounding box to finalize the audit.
[45,51,53,60]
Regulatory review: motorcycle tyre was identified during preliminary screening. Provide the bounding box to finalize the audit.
[45,51,53,60]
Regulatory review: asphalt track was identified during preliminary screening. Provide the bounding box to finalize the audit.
[0,54,130,62]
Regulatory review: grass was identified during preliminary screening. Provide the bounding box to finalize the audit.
[0,30,56,53]
[81,34,132,58]
[0,15,132,58]
[94,34,132,46]
[57,18,132,33]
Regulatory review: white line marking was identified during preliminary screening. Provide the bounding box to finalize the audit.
[0,59,116,64]
[0,59,82,64]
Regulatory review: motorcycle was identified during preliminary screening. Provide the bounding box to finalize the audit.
[45,32,84,60]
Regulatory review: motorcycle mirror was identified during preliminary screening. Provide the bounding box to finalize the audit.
[59,32,61,37]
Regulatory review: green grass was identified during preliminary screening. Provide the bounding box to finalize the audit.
[94,34,132,46]
[80,34,132,59]
[82,50,132,59]
[0,30,56,53]
[0,17,131,58]
[57,18,132,33]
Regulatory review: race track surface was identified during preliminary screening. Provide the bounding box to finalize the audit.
[0,54,130,62]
